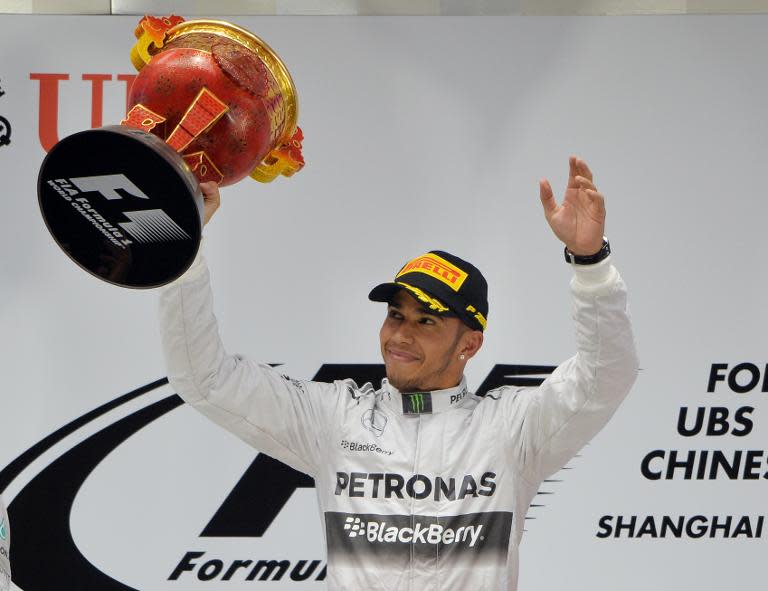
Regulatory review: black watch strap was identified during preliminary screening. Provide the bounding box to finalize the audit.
[564,238,611,265]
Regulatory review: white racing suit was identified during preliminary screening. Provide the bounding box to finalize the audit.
[159,254,638,591]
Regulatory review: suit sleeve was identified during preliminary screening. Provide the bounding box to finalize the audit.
[501,257,639,480]
[158,252,341,478]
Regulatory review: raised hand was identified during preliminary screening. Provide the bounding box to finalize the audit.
[539,156,605,256]
[200,181,221,226]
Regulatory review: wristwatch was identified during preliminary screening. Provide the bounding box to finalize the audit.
[564,237,610,265]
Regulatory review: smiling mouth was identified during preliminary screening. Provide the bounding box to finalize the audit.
[387,349,420,363]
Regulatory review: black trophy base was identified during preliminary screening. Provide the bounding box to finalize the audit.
[38,125,203,289]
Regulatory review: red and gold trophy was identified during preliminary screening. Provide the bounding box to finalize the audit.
[38,15,304,288]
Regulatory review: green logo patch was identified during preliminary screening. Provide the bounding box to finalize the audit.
[403,392,433,415]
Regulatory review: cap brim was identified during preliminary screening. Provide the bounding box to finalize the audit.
[368,282,401,303]
[369,282,456,318]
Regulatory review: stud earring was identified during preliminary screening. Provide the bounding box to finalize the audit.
[459,354,466,361]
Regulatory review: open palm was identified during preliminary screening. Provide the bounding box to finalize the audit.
[539,156,606,256]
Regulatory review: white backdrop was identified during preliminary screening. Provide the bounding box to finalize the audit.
[0,14,766,590]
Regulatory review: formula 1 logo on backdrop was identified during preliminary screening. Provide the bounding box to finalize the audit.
[0,364,555,589]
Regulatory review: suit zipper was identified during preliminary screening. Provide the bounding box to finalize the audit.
[409,414,423,591]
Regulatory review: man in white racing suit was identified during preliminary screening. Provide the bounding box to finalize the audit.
[159,156,638,590]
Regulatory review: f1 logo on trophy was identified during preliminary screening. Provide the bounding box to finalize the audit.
[37,15,304,287]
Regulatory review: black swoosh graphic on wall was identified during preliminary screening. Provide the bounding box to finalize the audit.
[7,391,182,590]
[0,377,168,493]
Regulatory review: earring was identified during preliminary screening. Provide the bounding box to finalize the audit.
[459,354,466,361]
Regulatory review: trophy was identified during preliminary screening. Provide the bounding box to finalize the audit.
[37,15,304,288]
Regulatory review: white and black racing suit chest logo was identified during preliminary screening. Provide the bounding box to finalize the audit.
[340,440,394,456]
[325,511,513,565]
[335,471,497,501]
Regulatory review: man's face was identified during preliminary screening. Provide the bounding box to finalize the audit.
[379,290,470,393]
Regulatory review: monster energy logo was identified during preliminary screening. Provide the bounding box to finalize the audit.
[0,517,7,541]
[402,392,432,415]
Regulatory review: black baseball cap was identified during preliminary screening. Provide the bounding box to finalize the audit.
[368,250,488,331]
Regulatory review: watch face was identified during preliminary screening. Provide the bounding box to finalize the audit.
[38,126,203,288]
